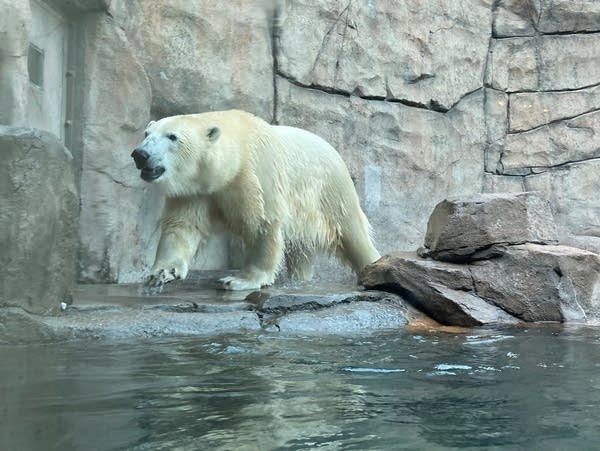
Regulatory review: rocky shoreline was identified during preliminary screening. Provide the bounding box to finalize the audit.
[3,191,600,344]
[0,273,426,344]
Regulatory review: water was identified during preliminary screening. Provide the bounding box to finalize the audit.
[2,325,600,450]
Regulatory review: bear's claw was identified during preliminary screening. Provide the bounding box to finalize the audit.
[142,268,181,295]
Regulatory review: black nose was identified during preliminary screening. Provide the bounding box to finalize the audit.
[131,148,150,169]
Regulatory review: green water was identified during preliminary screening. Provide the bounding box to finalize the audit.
[2,326,600,450]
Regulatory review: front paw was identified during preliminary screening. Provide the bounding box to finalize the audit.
[217,276,262,291]
[143,268,181,295]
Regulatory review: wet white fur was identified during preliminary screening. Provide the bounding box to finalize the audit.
[142,110,380,291]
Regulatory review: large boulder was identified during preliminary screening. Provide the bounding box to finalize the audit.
[0,127,78,314]
[420,192,558,262]
[470,244,600,322]
[361,245,600,325]
[362,190,600,326]
[360,253,520,327]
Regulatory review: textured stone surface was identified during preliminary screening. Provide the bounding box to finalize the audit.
[494,0,600,36]
[0,273,423,343]
[484,88,508,173]
[114,0,274,120]
[509,85,600,133]
[537,0,600,33]
[0,0,30,126]
[561,236,600,255]
[492,0,537,37]
[360,253,518,326]
[482,1,600,243]
[252,290,420,333]
[503,110,600,172]
[422,192,557,262]
[276,77,485,254]
[361,245,600,325]
[525,160,600,237]
[487,35,600,92]
[275,301,411,334]
[278,0,492,111]
[77,16,156,283]
[0,127,78,314]
[471,244,600,321]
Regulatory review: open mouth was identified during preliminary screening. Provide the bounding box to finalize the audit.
[140,166,165,182]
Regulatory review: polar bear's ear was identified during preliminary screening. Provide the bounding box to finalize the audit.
[207,126,221,142]
[146,120,156,128]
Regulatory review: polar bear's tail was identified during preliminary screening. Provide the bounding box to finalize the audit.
[337,209,381,273]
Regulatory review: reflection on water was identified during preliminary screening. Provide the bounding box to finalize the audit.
[2,326,600,450]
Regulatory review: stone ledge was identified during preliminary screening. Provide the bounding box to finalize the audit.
[0,272,429,344]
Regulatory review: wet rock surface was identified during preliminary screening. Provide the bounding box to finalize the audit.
[362,193,600,326]
[0,272,427,344]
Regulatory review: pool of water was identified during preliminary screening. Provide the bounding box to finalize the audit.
[2,325,600,450]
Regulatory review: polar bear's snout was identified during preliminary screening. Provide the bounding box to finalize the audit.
[131,148,166,182]
[131,148,150,169]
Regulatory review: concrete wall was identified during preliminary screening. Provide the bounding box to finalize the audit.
[2,0,600,283]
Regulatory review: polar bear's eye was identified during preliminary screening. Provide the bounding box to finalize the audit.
[144,131,149,138]
[167,134,178,142]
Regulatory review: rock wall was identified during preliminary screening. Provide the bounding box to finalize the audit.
[485,0,600,238]
[3,0,600,283]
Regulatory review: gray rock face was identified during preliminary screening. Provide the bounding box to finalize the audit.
[537,0,600,33]
[361,245,600,325]
[525,160,600,237]
[487,35,600,92]
[493,0,537,37]
[561,235,600,255]
[278,0,492,111]
[360,253,519,326]
[252,290,419,333]
[421,192,558,262]
[0,127,78,314]
[114,0,274,120]
[0,0,30,126]
[77,16,156,283]
[509,86,600,133]
[470,244,600,321]
[362,191,600,325]
[503,110,600,172]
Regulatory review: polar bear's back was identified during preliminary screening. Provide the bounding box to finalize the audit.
[271,125,353,185]
[263,124,372,257]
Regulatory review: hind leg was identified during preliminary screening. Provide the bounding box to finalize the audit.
[285,246,314,281]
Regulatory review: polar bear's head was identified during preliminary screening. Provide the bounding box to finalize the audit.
[131,114,237,196]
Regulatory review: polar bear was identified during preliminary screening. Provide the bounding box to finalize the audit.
[131,110,380,291]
